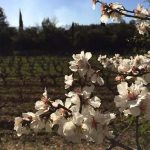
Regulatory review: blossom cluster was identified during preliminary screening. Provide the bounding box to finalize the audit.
[14,51,150,146]
[114,82,150,119]
[98,51,150,84]
[14,51,116,145]
[92,0,150,35]
[98,51,150,118]
[135,4,150,35]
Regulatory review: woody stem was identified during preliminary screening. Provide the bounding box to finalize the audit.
[135,116,142,150]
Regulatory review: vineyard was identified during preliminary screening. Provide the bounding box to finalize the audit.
[0,55,149,150]
[0,56,70,149]
[0,55,112,149]
[0,56,70,122]
[0,55,114,127]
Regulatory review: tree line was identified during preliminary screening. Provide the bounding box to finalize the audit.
[0,7,150,56]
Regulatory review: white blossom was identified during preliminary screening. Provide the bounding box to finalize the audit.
[117,59,132,73]
[64,74,73,89]
[110,2,124,10]
[65,91,80,109]
[84,111,115,144]
[35,88,50,111]
[63,112,87,143]
[69,51,92,76]
[135,4,150,35]
[89,96,101,108]
[14,117,30,136]
[114,82,148,116]
[82,84,95,99]
[87,69,104,86]
[14,112,37,136]
[100,13,109,23]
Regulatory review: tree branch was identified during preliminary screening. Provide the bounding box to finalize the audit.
[96,0,150,21]
[106,137,133,150]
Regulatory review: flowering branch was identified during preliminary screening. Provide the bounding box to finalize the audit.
[92,0,150,35]
[14,50,150,149]
[95,0,150,20]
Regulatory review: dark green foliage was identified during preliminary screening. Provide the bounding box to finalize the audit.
[0,7,8,27]
[0,5,149,55]
[0,21,149,56]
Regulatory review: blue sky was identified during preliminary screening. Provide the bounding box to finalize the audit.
[0,0,148,27]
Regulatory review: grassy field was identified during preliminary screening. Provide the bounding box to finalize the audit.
[0,55,149,150]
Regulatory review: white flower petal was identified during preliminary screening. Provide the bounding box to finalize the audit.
[100,14,109,23]
[65,98,72,108]
[117,82,128,95]
[97,76,104,86]
[85,52,92,60]
[89,96,101,108]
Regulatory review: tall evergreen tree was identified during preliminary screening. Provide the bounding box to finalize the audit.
[19,10,23,31]
[0,7,8,28]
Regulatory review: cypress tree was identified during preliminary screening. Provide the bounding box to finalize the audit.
[19,10,23,31]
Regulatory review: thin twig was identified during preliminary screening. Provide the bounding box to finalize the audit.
[117,117,135,139]
[135,116,142,150]
[58,104,72,114]
[106,137,133,150]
